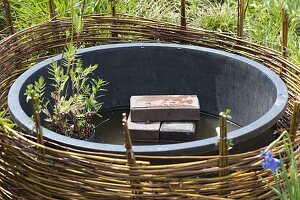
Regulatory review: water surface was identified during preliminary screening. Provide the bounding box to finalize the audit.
[94,108,240,145]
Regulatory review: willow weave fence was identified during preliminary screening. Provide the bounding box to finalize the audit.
[0,13,299,199]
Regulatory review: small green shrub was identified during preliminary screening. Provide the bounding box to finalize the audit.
[25,43,107,140]
[25,0,107,140]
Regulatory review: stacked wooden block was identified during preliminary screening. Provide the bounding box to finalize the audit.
[128,95,200,142]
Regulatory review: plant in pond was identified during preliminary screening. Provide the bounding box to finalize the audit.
[25,43,107,140]
[25,77,45,116]
[46,45,106,140]
[261,131,300,200]
[24,0,107,140]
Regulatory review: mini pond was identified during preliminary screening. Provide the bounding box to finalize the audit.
[8,43,288,156]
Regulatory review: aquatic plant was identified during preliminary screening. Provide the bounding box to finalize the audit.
[25,0,107,140]
[45,45,106,140]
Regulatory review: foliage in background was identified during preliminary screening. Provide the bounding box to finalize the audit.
[244,0,300,62]
[1,0,300,62]
[188,0,237,33]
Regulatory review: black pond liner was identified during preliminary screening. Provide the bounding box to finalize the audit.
[8,43,288,156]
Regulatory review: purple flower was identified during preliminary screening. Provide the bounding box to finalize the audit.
[261,151,282,174]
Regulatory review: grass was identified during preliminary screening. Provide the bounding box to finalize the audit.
[0,0,299,62]
[244,0,300,61]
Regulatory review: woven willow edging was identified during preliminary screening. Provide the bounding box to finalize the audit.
[0,15,299,199]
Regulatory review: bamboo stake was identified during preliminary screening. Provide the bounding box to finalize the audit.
[180,0,186,29]
[237,0,244,38]
[3,0,22,71]
[280,8,288,79]
[218,112,229,195]
[48,0,56,21]
[48,0,60,55]
[122,113,142,195]
[111,0,118,37]
[111,0,116,17]
[218,112,228,176]
[290,101,300,142]
[3,0,14,35]
[122,113,136,166]
[281,8,288,58]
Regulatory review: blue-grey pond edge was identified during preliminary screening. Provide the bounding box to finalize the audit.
[8,43,288,155]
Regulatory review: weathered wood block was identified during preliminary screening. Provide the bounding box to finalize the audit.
[127,113,160,142]
[130,95,200,122]
[160,122,196,142]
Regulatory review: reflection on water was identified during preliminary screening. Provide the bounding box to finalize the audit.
[94,108,240,145]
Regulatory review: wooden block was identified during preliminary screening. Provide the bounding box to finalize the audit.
[130,95,200,122]
[160,122,196,141]
[127,113,160,142]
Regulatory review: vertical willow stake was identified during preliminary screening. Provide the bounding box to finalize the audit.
[111,0,118,38]
[49,0,56,21]
[218,112,229,195]
[290,101,300,142]
[122,113,136,166]
[111,0,116,17]
[237,0,244,38]
[280,8,288,79]
[180,0,186,29]
[122,113,141,194]
[282,8,288,58]
[3,0,22,69]
[49,0,60,54]
[3,0,14,35]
